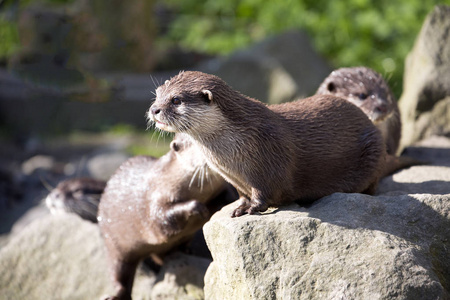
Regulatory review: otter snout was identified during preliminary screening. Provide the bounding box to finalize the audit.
[150,105,161,115]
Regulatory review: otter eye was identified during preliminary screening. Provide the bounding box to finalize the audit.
[170,141,180,152]
[359,93,368,100]
[327,82,335,92]
[171,97,181,105]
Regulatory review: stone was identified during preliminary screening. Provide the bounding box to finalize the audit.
[399,5,450,149]
[199,30,331,105]
[0,213,212,300]
[203,136,450,300]
[414,97,450,142]
[151,252,211,300]
[0,215,115,300]
[204,194,449,300]
[86,151,130,181]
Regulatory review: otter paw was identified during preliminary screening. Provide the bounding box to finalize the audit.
[188,200,210,220]
[231,198,268,217]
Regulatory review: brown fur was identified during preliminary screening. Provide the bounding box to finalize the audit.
[316,66,401,155]
[45,177,106,223]
[149,71,386,217]
[98,133,235,300]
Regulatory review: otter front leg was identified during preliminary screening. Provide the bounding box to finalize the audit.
[163,200,210,236]
[231,189,269,217]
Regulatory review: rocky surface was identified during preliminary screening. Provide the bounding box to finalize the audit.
[0,214,209,300]
[399,5,450,149]
[3,136,447,300]
[203,137,450,300]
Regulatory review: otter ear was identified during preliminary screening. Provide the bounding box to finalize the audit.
[327,82,335,92]
[201,89,213,102]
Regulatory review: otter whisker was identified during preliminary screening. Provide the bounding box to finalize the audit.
[40,175,54,192]
[189,164,202,189]
[200,164,205,192]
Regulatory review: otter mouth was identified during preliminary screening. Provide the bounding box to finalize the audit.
[152,117,178,133]
[370,110,392,124]
[155,119,168,127]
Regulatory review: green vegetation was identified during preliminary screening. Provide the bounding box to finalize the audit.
[164,0,442,96]
[0,16,19,60]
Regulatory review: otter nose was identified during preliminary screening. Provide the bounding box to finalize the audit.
[375,103,388,114]
[151,106,161,115]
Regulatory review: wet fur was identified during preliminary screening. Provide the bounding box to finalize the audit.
[149,71,386,217]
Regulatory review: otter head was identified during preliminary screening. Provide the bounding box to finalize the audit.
[318,67,395,123]
[147,71,228,136]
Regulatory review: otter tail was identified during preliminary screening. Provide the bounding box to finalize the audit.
[382,155,426,177]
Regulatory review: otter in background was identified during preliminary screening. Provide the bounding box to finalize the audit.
[316,66,401,155]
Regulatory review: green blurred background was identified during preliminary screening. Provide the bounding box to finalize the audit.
[0,0,443,97]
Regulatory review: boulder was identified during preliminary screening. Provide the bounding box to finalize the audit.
[199,30,331,104]
[151,252,211,300]
[414,97,450,143]
[203,136,450,300]
[0,215,114,300]
[399,5,450,149]
[0,214,210,300]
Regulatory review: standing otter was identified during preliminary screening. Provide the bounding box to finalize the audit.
[148,71,386,217]
[45,177,106,223]
[98,133,235,300]
[316,67,401,155]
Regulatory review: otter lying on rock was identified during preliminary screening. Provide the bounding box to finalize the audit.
[148,71,386,218]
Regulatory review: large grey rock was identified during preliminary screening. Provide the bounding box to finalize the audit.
[414,97,450,143]
[399,5,450,149]
[199,30,331,104]
[0,214,209,300]
[203,136,450,300]
[151,252,211,300]
[0,215,114,300]
[204,194,449,300]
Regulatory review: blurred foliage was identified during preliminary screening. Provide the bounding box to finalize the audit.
[0,0,75,61]
[164,0,442,96]
[0,16,19,59]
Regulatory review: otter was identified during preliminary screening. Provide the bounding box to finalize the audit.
[98,133,235,300]
[148,71,386,218]
[45,177,106,223]
[316,66,401,155]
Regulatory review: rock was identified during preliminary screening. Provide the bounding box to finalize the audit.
[203,137,450,300]
[86,151,130,181]
[399,5,450,149]
[377,135,450,195]
[151,252,211,300]
[199,30,331,104]
[401,135,450,167]
[204,195,449,300]
[0,215,115,300]
[0,214,212,299]
[414,97,450,142]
